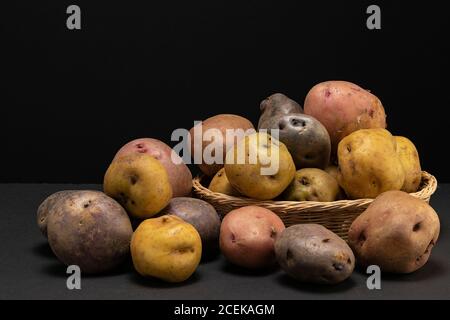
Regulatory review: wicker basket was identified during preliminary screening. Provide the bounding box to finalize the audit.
[193,171,437,240]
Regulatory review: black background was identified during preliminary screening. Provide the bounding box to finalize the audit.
[2,1,449,183]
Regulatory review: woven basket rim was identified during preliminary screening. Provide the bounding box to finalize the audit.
[193,171,437,209]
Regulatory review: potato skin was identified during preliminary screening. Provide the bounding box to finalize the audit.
[258,93,303,129]
[304,81,386,153]
[337,128,405,199]
[131,215,202,282]
[46,191,133,274]
[282,168,340,202]
[37,190,75,237]
[220,206,285,269]
[189,114,255,177]
[104,153,173,219]
[160,197,221,255]
[225,133,296,200]
[395,136,422,193]
[113,138,192,197]
[348,191,440,273]
[208,168,241,196]
[259,113,331,169]
[275,224,355,284]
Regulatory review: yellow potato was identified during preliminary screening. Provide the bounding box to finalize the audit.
[104,153,172,219]
[337,128,405,199]
[131,215,202,282]
[395,136,422,193]
[208,168,241,196]
[224,132,295,200]
[282,168,340,202]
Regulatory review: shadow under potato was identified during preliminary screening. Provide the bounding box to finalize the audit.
[128,270,202,288]
[31,242,55,260]
[276,273,357,293]
[353,258,446,283]
[39,257,134,278]
[221,261,280,277]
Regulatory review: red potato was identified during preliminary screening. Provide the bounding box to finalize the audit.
[114,138,192,197]
[189,114,255,177]
[304,81,387,153]
[220,206,285,269]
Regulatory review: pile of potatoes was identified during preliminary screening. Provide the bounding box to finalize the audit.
[37,80,440,286]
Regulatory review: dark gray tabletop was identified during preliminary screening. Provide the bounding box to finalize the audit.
[0,183,448,300]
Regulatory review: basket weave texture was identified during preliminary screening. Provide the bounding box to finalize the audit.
[193,171,437,240]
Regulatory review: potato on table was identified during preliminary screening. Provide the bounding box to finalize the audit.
[131,215,202,282]
[160,197,221,255]
[348,191,440,273]
[113,138,192,197]
[275,224,355,284]
[220,206,285,269]
[46,191,133,274]
[103,153,173,219]
[37,190,75,237]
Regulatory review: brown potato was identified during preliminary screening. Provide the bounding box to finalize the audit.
[46,191,133,274]
[304,81,386,153]
[282,168,340,202]
[208,168,241,196]
[104,153,173,219]
[395,136,422,193]
[337,128,405,199]
[275,224,355,284]
[225,132,296,200]
[189,114,255,177]
[220,206,285,269]
[37,190,75,237]
[160,197,221,255]
[348,191,440,273]
[258,93,303,129]
[113,138,192,197]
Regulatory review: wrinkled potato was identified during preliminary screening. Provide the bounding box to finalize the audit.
[104,153,173,219]
[348,191,440,273]
[131,215,202,282]
[395,136,422,193]
[208,168,241,196]
[113,138,192,197]
[220,206,285,269]
[259,112,331,169]
[258,93,303,129]
[37,190,75,237]
[46,191,133,274]
[304,81,387,153]
[337,128,405,199]
[275,224,355,284]
[282,168,340,202]
[189,114,255,177]
[225,132,296,200]
[160,197,221,255]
